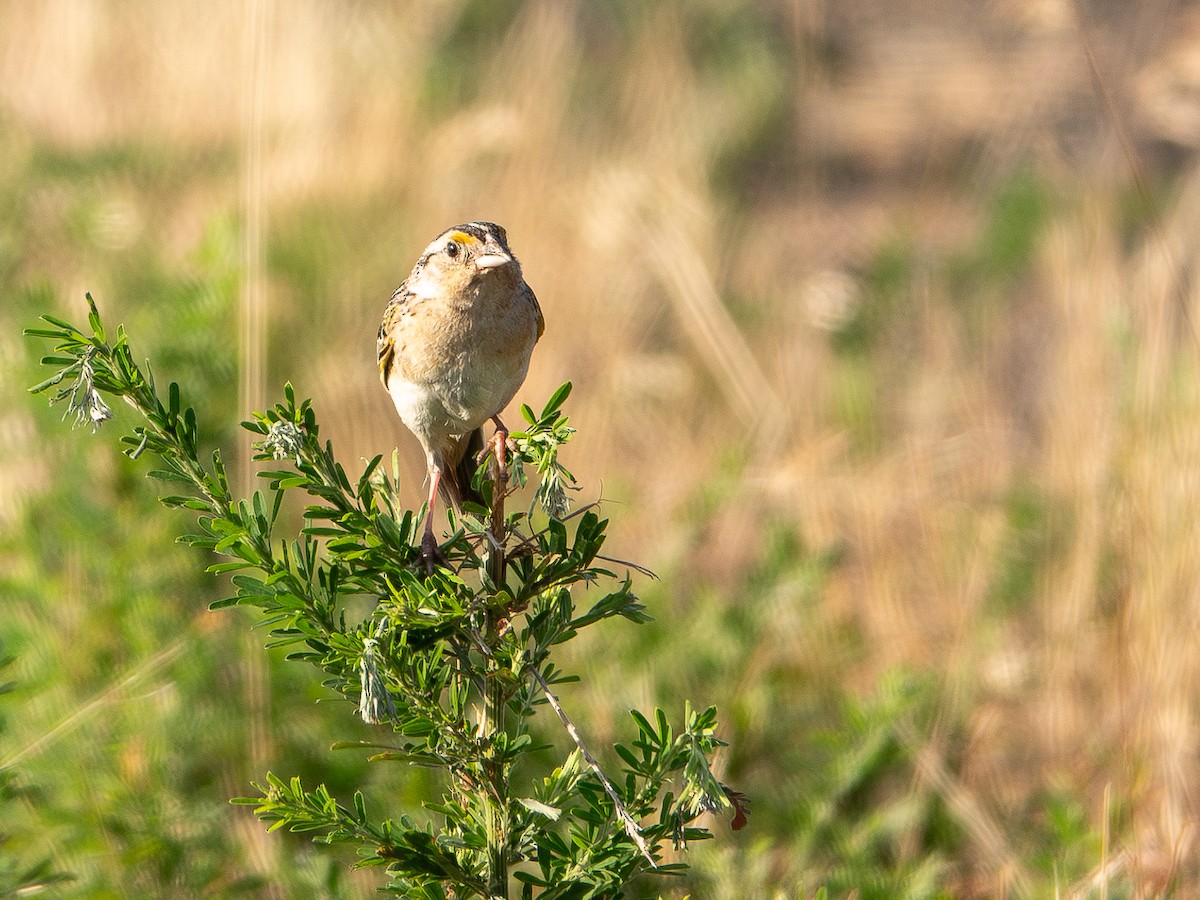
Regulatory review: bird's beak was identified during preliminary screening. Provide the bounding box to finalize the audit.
[474,252,512,270]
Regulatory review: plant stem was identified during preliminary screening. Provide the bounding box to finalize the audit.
[483,444,510,899]
[531,669,656,867]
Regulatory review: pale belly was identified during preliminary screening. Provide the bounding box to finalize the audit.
[387,351,532,447]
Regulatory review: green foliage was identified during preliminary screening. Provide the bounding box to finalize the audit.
[972,170,1053,283]
[6,281,355,897]
[687,4,797,199]
[947,168,1056,310]
[986,482,1070,615]
[26,296,738,898]
[0,647,74,895]
[795,675,955,900]
[422,0,525,110]
[609,486,961,898]
[833,237,916,357]
[0,775,73,895]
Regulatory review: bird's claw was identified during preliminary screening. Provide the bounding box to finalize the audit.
[419,529,449,575]
[475,429,512,468]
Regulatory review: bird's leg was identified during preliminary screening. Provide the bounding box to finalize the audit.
[419,466,448,574]
[476,416,512,469]
[475,415,514,499]
[490,415,509,473]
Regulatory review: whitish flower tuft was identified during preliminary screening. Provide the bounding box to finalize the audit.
[358,636,396,726]
[50,349,113,433]
[259,420,304,461]
[537,469,571,520]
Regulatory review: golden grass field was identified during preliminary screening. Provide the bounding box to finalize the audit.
[5,1,1200,896]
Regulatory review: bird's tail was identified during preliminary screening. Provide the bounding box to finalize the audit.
[438,427,485,510]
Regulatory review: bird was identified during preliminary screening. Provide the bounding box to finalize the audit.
[377,221,544,570]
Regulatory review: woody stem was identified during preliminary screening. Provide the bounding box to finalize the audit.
[482,442,510,898]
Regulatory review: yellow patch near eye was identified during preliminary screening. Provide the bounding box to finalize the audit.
[449,231,480,245]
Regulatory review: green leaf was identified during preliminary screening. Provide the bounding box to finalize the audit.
[86,294,106,342]
[38,313,81,333]
[630,709,656,744]
[27,370,69,393]
[518,798,562,821]
[330,740,402,752]
[23,326,67,339]
[39,355,78,367]
[147,468,195,485]
[540,381,572,419]
[655,708,671,745]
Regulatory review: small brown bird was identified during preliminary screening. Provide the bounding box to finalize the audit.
[377,221,544,568]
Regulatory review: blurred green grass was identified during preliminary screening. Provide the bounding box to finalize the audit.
[4,0,1200,896]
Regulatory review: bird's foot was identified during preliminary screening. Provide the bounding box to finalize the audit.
[419,528,449,575]
[475,428,512,469]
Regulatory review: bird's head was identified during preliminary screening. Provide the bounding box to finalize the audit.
[409,221,521,296]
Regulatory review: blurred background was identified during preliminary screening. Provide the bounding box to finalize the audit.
[3,0,1200,896]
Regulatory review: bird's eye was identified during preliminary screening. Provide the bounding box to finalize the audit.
[445,241,460,258]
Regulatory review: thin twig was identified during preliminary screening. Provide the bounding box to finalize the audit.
[594,553,658,580]
[530,668,657,868]
[2,639,188,769]
[503,500,606,557]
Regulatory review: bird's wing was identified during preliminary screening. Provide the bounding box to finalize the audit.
[377,286,408,385]
[526,283,545,340]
